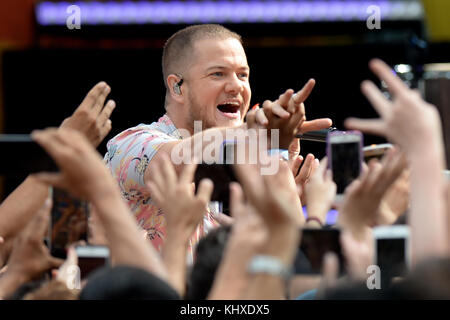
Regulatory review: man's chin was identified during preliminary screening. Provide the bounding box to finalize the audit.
[215,117,243,128]
[188,115,243,131]
[213,108,244,128]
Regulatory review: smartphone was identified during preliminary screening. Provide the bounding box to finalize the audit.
[298,228,345,274]
[50,187,89,259]
[363,143,393,162]
[194,141,238,215]
[75,245,109,279]
[296,127,337,143]
[443,170,450,180]
[373,225,410,283]
[0,134,58,175]
[327,130,363,201]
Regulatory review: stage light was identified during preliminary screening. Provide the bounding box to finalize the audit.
[35,0,424,26]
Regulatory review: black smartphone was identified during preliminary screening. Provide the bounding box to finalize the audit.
[75,245,109,279]
[0,134,57,175]
[194,141,238,215]
[374,225,410,283]
[296,127,337,143]
[298,228,345,274]
[50,187,89,259]
[327,130,363,202]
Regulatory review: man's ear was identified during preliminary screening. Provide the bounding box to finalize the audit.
[167,74,184,102]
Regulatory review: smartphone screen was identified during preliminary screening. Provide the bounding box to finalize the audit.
[374,225,410,284]
[194,141,238,215]
[50,188,89,259]
[298,228,345,274]
[0,134,58,175]
[376,238,407,278]
[76,245,109,279]
[327,131,362,195]
[194,164,237,202]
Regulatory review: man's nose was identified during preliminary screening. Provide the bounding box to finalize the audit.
[225,73,244,94]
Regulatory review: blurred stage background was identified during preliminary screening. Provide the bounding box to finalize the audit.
[0,0,449,198]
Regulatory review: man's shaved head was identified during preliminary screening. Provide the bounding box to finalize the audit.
[162,24,242,89]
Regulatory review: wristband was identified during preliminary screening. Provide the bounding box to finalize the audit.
[247,255,293,280]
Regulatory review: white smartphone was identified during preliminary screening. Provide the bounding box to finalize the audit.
[363,143,393,162]
[373,225,411,280]
[443,170,450,180]
[327,130,363,202]
[75,245,110,279]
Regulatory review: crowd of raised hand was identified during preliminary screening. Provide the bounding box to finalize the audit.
[0,58,449,300]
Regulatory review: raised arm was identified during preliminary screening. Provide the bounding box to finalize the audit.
[208,182,267,300]
[32,128,168,282]
[337,148,407,241]
[0,82,115,242]
[146,154,213,296]
[233,160,301,299]
[345,58,448,263]
[304,157,336,228]
[0,199,63,299]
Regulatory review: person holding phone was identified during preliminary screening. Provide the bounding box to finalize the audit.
[345,59,449,264]
[104,24,332,261]
[0,82,116,269]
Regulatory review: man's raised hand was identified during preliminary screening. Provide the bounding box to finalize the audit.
[250,79,332,149]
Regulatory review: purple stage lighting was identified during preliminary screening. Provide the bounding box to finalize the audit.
[35,0,424,26]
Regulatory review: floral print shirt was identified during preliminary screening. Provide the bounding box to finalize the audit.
[104,114,219,263]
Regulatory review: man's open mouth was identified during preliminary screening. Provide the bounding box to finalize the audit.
[217,102,241,119]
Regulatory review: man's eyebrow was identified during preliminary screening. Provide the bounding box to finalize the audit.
[205,65,250,72]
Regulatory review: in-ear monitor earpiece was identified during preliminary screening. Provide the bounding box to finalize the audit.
[173,77,183,95]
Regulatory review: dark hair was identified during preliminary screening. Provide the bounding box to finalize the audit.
[162,24,242,90]
[388,257,450,299]
[321,280,386,300]
[79,265,180,300]
[323,258,450,300]
[185,225,231,299]
[7,279,47,300]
